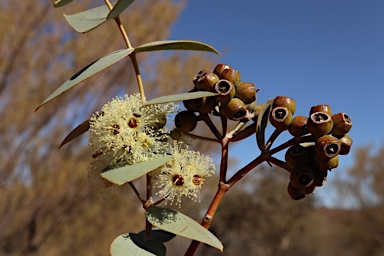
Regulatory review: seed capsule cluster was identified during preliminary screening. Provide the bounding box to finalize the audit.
[270,99,353,200]
[176,64,257,132]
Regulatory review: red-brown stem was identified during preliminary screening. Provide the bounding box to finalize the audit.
[267,156,291,173]
[202,114,222,140]
[265,128,283,150]
[184,183,229,256]
[128,181,145,204]
[220,113,227,136]
[220,136,230,183]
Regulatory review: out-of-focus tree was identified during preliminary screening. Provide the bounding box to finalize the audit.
[0,1,215,255]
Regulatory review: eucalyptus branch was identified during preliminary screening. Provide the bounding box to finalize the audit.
[181,132,220,143]
[265,128,283,150]
[201,114,222,140]
[128,181,145,204]
[267,156,291,172]
[231,123,256,142]
[226,120,247,139]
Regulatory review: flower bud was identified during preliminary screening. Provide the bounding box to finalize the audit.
[287,182,306,200]
[220,68,241,86]
[310,104,332,116]
[272,96,296,115]
[175,111,198,133]
[315,135,341,159]
[331,112,352,136]
[195,71,219,92]
[214,79,236,104]
[307,112,333,138]
[336,134,353,155]
[148,113,167,130]
[221,98,248,121]
[315,155,339,172]
[285,144,315,168]
[269,106,292,131]
[290,166,314,189]
[183,97,217,114]
[170,129,182,140]
[288,115,308,137]
[235,82,256,104]
[213,64,232,77]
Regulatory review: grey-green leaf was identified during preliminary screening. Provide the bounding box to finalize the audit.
[134,40,220,55]
[101,155,172,185]
[64,5,111,33]
[146,207,223,251]
[143,91,217,106]
[138,228,176,243]
[110,233,156,256]
[53,0,73,8]
[35,49,133,111]
[130,233,166,256]
[256,98,274,151]
[59,118,90,148]
[107,0,135,20]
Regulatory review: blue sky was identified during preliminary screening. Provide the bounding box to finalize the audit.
[169,0,384,206]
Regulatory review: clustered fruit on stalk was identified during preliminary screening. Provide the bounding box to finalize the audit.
[270,98,353,200]
[172,63,353,201]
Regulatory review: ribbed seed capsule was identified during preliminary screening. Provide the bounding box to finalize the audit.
[213,64,232,77]
[235,82,256,104]
[315,155,339,172]
[214,79,236,104]
[195,71,219,91]
[315,135,341,159]
[307,112,333,138]
[220,69,241,85]
[290,166,314,189]
[222,98,247,121]
[174,111,198,133]
[310,104,332,116]
[287,182,306,200]
[336,134,353,155]
[272,96,296,115]
[331,112,352,136]
[288,115,308,137]
[269,107,293,131]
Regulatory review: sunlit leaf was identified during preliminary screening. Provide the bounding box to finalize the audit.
[138,228,176,243]
[35,49,133,111]
[256,98,274,151]
[59,118,90,148]
[107,0,135,20]
[64,5,111,33]
[146,207,223,251]
[101,155,172,185]
[134,40,220,55]
[53,0,73,8]
[143,91,217,106]
[110,233,157,256]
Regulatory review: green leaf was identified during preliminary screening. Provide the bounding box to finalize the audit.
[138,228,176,243]
[59,118,90,148]
[64,5,112,33]
[143,91,217,106]
[53,0,73,8]
[256,98,274,151]
[111,233,159,256]
[130,233,166,256]
[146,207,223,251]
[101,155,172,185]
[107,0,135,20]
[35,49,133,111]
[134,40,220,55]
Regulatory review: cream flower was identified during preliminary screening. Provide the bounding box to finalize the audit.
[153,142,215,206]
[89,93,177,165]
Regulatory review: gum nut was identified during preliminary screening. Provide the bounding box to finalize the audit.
[272,96,296,115]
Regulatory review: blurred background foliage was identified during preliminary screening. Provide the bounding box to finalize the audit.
[0,1,383,255]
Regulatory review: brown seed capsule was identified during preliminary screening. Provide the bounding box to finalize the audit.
[287,182,306,200]
[315,135,341,159]
[285,144,315,168]
[288,115,309,137]
[331,112,352,136]
[311,166,328,186]
[269,107,293,131]
[272,96,296,115]
[213,64,232,77]
[315,155,339,172]
[310,104,332,116]
[175,111,198,133]
[193,70,209,86]
[290,166,314,189]
[336,134,353,155]
[214,79,236,104]
[220,69,241,85]
[183,97,217,114]
[221,98,248,121]
[195,71,219,92]
[304,185,316,195]
[307,112,334,138]
[235,82,257,104]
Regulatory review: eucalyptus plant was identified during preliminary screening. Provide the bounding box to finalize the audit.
[36,0,353,255]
